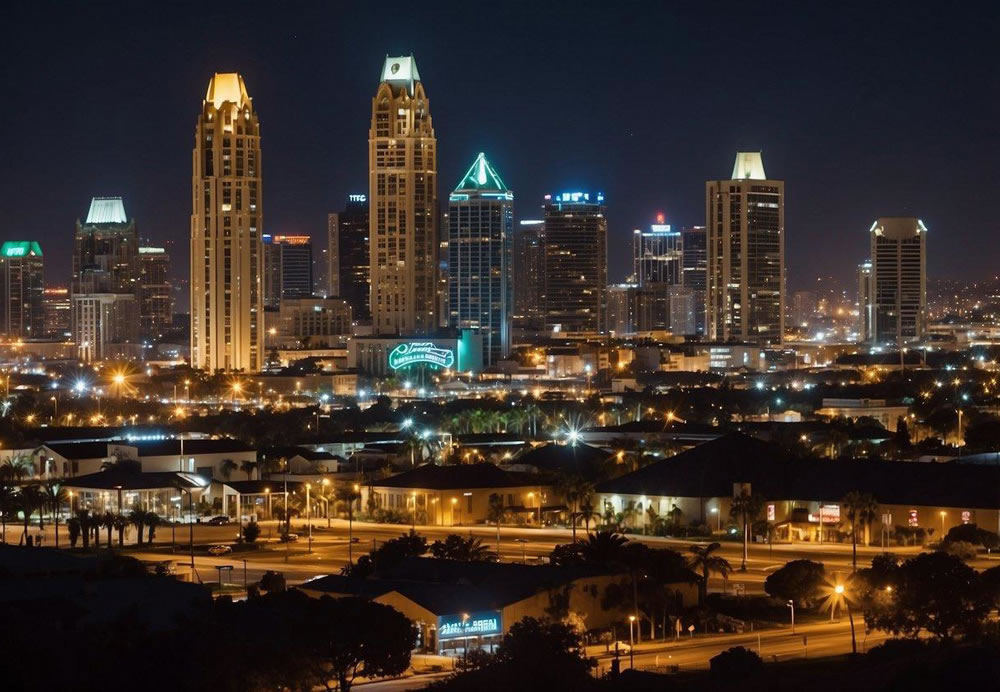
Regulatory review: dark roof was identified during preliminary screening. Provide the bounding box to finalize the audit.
[513,442,611,478]
[132,438,254,456]
[44,441,123,460]
[263,446,336,462]
[0,546,99,577]
[375,463,534,490]
[225,479,305,494]
[584,421,721,436]
[29,425,178,444]
[61,470,207,491]
[596,433,1000,509]
[455,433,527,446]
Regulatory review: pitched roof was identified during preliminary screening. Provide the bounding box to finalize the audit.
[596,433,1000,509]
[513,442,612,478]
[374,463,532,490]
[85,197,128,224]
[453,153,509,194]
[61,470,207,491]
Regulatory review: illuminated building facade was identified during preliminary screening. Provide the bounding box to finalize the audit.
[138,246,171,339]
[542,192,607,333]
[43,287,71,338]
[0,241,44,339]
[867,217,926,345]
[329,194,370,320]
[190,72,263,372]
[263,234,313,308]
[447,153,513,365]
[369,55,438,335]
[857,260,873,341]
[633,221,681,286]
[681,225,706,335]
[513,220,544,330]
[706,152,784,345]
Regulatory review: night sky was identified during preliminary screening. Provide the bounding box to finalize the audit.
[1,1,996,302]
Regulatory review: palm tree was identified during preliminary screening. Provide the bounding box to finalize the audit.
[555,473,592,543]
[144,512,160,544]
[841,491,879,571]
[41,480,68,548]
[487,493,505,555]
[687,542,733,605]
[219,459,238,481]
[100,457,142,473]
[0,481,15,543]
[578,499,598,536]
[730,489,765,572]
[101,512,114,546]
[3,455,35,483]
[129,509,148,544]
[429,534,495,561]
[578,530,629,565]
[75,509,91,550]
[18,484,44,544]
[114,513,129,547]
[239,460,257,481]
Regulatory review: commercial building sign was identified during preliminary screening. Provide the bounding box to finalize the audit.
[438,611,502,640]
[807,505,840,523]
[388,342,455,370]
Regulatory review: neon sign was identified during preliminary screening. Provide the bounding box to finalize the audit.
[388,342,454,370]
[438,611,501,640]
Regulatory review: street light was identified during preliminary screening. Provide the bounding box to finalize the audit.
[628,615,636,669]
[940,510,947,538]
[786,600,795,633]
[306,483,313,553]
[711,507,720,533]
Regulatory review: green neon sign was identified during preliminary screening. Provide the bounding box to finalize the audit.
[388,342,455,370]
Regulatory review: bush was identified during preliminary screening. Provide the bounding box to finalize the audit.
[371,508,413,525]
[243,520,261,543]
[764,559,825,606]
[710,646,761,679]
[259,570,286,593]
[943,540,977,560]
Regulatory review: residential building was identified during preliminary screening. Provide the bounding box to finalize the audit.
[190,72,264,372]
[706,152,784,345]
[138,247,171,339]
[72,197,140,361]
[857,260,873,342]
[668,285,698,336]
[542,192,607,333]
[369,55,438,335]
[263,234,313,308]
[42,287,71,338]
[681,225,707,335]
[512,219,544,330]
[867,217,927,345]
[328,194,370,320]
[0,241,44,339]
[447,153,513,366]
[633,220,681,286]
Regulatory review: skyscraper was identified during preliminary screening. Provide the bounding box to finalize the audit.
[138,246,171,339]
[369,55,438,335]
[706,152,784,345]
[328,195,370,320]
[513,219,545,330]
[633,220,681,286]
[263,234,312,307]
[857,260,873,342]
[866,218,926,345]
[681,225,707,335]
[542,192,607,333]
[447,152,513,365]
[190,72,263,372]
[0,241,44,339]
[72,197,140,361]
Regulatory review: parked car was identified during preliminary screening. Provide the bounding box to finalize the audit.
[208,544,233,555]
[611,641,632,654]
[207,516,231,525]
[279,533,299,543]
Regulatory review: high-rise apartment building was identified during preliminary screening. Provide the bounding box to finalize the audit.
[633,220,681,286]
[138,246,171,339]
[43,287,71,338]
[263,234,312,307]
[190,73,263,372]
[369,55,438,335]
[681,225,707,335]
[866,217,926,345]
[447,153,513,365]
[542,192,607,333]
[513,219,545,329]
[857,260,873,342]
[328,194,370,320]
[706,152,784,345]
[72,197,140,361]
[0,241,44,339]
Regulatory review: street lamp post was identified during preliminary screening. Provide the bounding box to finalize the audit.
[940,510,947,539]
[711,506,720,533]
[835,584,858,655]
[787,600,795,633]
[411,492,417,530]
[306,483,312,554]
[628,615,636,670]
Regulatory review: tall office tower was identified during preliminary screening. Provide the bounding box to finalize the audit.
[633,219,682,286]
[606,283,638,335]
[0,242,44,338]
[513,219,545,329]
[542,192,607,333]
[437,227,450,329]
[262,234,313,307]
[447,153,513,366]
[867,217,927,345]
[791,290,818,328]
[681,225,707,335]
[706,152,784,345]
[857,260,873,341]
[328,195,370,320]
[190,72,263,372]
[72,197,140,361]
[138,246,172,338]
[668,286,698,336]
[369,55,438,335]
[43,287,71,338]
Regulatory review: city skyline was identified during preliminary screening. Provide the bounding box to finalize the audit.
[1,2,993,300]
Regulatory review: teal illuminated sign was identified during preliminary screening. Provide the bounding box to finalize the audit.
[438,611,501,640]
[388,342,455,370]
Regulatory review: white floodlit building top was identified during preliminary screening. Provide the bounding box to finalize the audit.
[381,55,421,95]
[85,197,128,224]
[731,151,767,180]
[205,72,251,109]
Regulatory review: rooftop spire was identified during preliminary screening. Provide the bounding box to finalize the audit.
[453,152,509,193]
[205,72,251,109]
[731,151,767,180]
[85,197,128,224]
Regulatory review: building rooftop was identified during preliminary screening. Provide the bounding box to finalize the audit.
[380,55,421,95]
[205,72,251,109]
[374,462,535,490]
[85,197,128,225]
[731,151,767,180]
[511,442,611,478]
[61,470,208,491]
[0,241,42,258]
[452,153,509,194]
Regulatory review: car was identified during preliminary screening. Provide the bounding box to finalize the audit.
[208,544,232,555]
[279,533,299,543]
[611,641,632,654]
[207,516,231,525]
